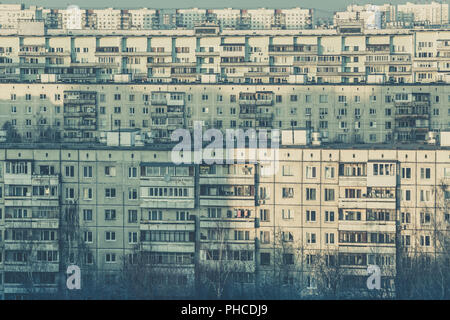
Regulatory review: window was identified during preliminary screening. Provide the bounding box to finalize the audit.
[65,166,74,177]
[306,188,316,201]
[282,231,294,242]
[65,188,75,199]
[106,231,116,241]
[260,209,270,222]
[325,210,335,222]
[282,188,294,198]
[234,230,250,241]
[128,188,138,200]
[420,235,430,247]
[260,231,270,244]
[306,210,316,222]
[105,166,116,177]
[105,188,116,198]
[128,167,137,178]
[83,209,92,221]
[260,253,270,265]
[306,166,316,178]
[84,231,93,243]
[83,166,93,178]
[325,166,335,179]
[401,212,411,224]
[106,253,116,263]
[282,165,293,176]
[148,210,163,221]
[444,168,450,178]
[83,188,93,200]
[404,190,411,201]
[307,232,316,244]
[282,209,293,220]
[324,188,335,201]
[373,163,394,176]
[176,211,190,221]
[325,233,335,244]
[420,212,431,225]
[105,209,116,221]
[128,210,138,223]
[283,254,294,265]
[420,168,431,179]
[128,232,138,244]
[402,167,411,179]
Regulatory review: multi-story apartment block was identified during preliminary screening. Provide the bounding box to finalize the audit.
[0,2,448,301]
[0,140,449,299]
[209,9,241,29]
[1,5,313,31]
[0,4,42,30]
[176,9,208,29]
[0,26,449,84]
[397,2,449,26]
[334,2,449,29]
[0,83,448,145]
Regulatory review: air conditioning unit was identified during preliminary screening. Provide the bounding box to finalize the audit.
[337,115,342,119]
[344,103,348,106]
[355,115,360,119]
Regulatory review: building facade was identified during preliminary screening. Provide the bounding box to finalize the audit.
[0,83,448,145]
[0,27,449,84]
[334,2,449,29]
[0,143,448,298]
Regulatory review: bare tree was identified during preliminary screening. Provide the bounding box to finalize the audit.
[256,227,306,299]
[197,220,255,299]
[395,180,450,299]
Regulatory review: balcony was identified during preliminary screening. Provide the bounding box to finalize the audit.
[338,220,396,233]
[167,98,185,106]
[3,262,60,273]
[64,97,96,105]
[140,219,195,231]
[200,218,255,230]
[151,98,167,105]
[338,176,367,187]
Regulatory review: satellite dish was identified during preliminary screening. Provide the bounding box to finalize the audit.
[164,174,170,182]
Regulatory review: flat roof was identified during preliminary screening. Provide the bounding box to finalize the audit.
[0,141,447,151]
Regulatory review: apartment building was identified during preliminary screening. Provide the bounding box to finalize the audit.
[0,4,42,30]
[334,2,449,29]
[0,83,448,146]
[0,26,449,84]
[0,5,312,31]
[397,2,449,26]
[0,141,448,299]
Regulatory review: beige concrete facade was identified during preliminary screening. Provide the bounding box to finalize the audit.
[0,145,448,298]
